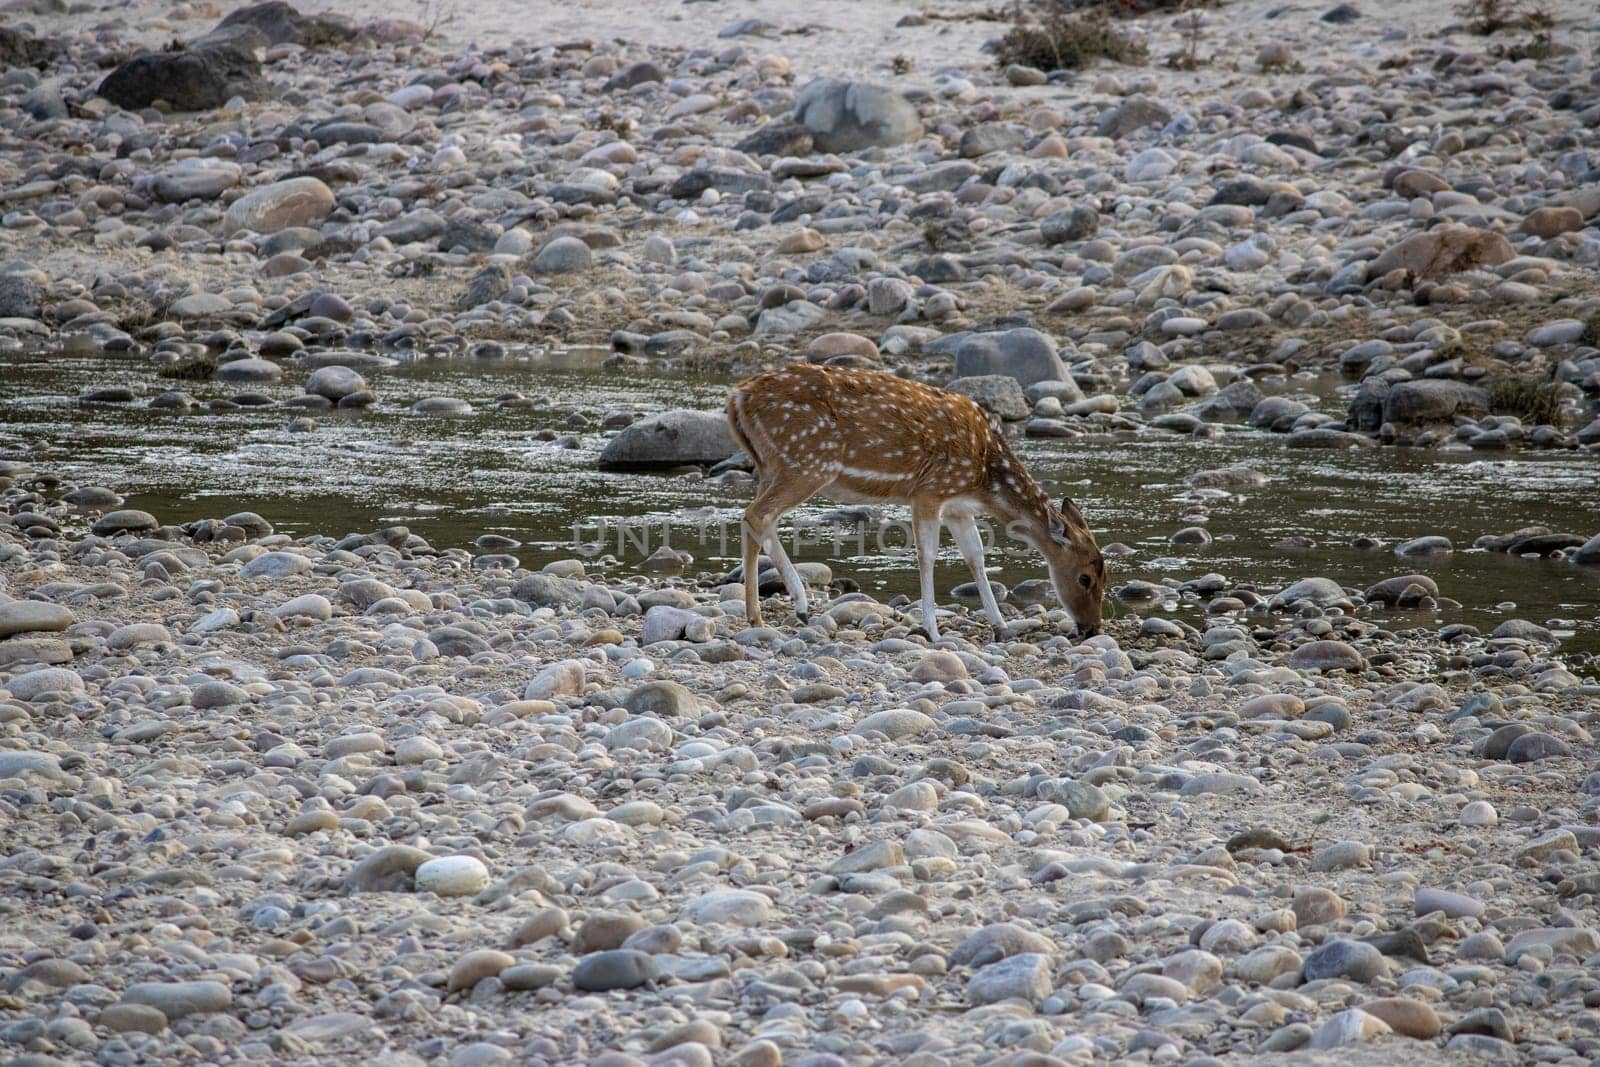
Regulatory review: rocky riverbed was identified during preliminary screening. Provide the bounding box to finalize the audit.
[0,482,1599,1067]
[3,0,1600,1064]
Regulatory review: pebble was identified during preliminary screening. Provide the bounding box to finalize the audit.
[415,855,491,897]
[1300,939,1387,983]
[572,950,659,991]
[120,980,232,1020]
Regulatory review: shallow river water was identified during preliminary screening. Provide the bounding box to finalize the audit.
[2,345,1597,653]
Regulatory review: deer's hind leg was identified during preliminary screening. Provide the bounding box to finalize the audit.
[912,501,942,641]
[741,474,828,626]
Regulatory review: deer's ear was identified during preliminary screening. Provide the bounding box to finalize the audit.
[1060,496,1086,527]
[1048,511,1069,545]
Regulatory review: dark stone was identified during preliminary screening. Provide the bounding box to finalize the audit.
[1040,205,1100,244]
[1266,130,1320,154]
[1209,178,1276,207]
[604,61,665,91]
[1096,96,1171,139]
[1300,939,1385,983]
[910,255,967,283]
[1192,379,1265,422]
[308,121,384,145]
[98,38,268,111]
[1321,3,1361,22]
[1361,928,1429,963]
[438,217,499,253]
[1347,377,1391,432]
[1480,723,1531,760]
[1447,1007,1513,1043]
[1504,532,1583,557]
[215,1,356,46]
[571,950,658,991]
[736,123,815,157]
[772,194,828,224]
[456,263,512,311]
[1506,733,1572,763]
[1382,379,1489,425]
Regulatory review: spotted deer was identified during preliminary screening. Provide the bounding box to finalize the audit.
[726,364,1106,640]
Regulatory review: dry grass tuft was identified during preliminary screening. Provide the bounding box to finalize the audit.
[994,7,1148,72]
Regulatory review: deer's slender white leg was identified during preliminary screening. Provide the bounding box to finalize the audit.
[913,506,941,640]
[762,526,809,621]
[948,512,1005,628]
[741,475,826,625]
[740,516,763,626]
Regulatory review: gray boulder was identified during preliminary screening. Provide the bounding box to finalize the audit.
[950,328,1070,388]
[794,78,921,153]
[0,271,43,319]
[1192,379,1265,422]
[304,365,366,401]
[947,376,1030,421]
[1347,377,1392,433]
[1097,96,1172,139]
[1040,205,1100,244]
[216,2,356,47]
[532,237,593,274]
[98,35,268,111]
[598,410,736,470]
[1383,380,1489,425]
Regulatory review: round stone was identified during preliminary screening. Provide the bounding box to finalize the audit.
[414,855,490,897]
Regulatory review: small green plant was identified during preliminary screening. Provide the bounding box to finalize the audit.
[1488,375,1563,427]
[994,6,1148,72]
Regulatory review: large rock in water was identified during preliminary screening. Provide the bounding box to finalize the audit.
[794,78,921,153]
[950,328,1070,389]
[1383,380,1489,425]
[1367,224,1515,280]
[224,178,336,235]
[597,410,737,470]
[98,35,268,111]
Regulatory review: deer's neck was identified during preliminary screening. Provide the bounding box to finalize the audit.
[976,439,1053,540]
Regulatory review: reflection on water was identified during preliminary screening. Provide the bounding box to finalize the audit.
[2,346,1597,652]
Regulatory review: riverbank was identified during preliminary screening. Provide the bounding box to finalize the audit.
[2,479,1600,1064]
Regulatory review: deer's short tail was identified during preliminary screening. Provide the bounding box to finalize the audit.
[726,386,763,483]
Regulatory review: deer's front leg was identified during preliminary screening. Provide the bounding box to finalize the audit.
[912,504,941,641]
[763,528,809,623]
[947,513,1005,628]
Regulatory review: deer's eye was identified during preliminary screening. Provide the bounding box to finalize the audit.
[1078,573,1093,589]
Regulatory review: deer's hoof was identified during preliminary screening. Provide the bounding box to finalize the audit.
[795,609,810,625]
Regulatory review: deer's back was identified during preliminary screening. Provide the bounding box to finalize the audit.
[729,365,997,498]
